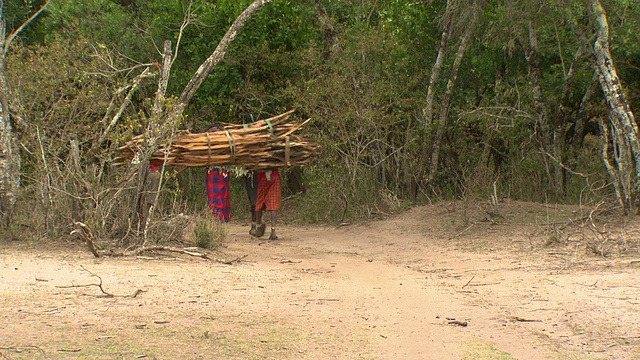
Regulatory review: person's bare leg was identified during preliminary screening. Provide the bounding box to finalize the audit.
[249,208,257,236]
[269,210,278,240]
[255,210,266,237]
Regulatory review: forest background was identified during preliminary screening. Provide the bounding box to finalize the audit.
[0,0,638,248]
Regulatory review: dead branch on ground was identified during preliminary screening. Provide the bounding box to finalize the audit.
[56,265,144,298]
[71,221,246,264]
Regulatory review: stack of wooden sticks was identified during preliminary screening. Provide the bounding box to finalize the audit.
[118,110,319,169]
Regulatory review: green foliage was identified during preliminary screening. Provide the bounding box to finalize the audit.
[5,0,636,234]
[284,163,407,224]
[605,0,640,111]
[194,215,226,249]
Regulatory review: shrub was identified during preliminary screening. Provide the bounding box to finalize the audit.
[194,216,226,250]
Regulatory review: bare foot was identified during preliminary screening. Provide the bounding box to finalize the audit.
[256,223,266,237]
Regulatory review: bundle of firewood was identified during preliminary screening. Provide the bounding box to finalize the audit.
[117,110,319,169]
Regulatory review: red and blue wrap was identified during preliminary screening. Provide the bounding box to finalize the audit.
[205,167,230,222]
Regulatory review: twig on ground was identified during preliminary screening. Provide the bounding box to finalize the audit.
[512,316,542,322]
[217,255,248,265]
[56,266,144,298]
[450,223,475,239]
[462,276,475,289]
[447,320,468,327]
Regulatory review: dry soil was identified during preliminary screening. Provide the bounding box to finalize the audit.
[1,200,639,359]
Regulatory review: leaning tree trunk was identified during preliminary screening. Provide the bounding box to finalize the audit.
[0,0,50,228]
[589,0,640,213]
[421,4,454,132]
[175,0,273,116]
[127,0,274,236]
[426,7,477,184]
[406,0,454,199]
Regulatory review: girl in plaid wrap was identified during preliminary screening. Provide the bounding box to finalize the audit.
[204,124,230,222]
[206,167,230,222]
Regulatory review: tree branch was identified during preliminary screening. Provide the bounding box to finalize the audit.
[175,0,273,114]
[94,67,153,153]
[2,0,52,57]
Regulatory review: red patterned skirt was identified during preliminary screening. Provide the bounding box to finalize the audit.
[206,168,230,222]
[256,169,281,211]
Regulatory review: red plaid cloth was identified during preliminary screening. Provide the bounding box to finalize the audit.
[149,160,163,173]
[256,169,281,211]
[206,167,230,222]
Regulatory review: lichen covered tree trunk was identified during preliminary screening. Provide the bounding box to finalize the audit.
[590,0,640,213]
[0,62,19,227]
[0,0,50,227]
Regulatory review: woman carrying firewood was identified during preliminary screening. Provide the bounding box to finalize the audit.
[255,168,281,240]
[242,113,265,237]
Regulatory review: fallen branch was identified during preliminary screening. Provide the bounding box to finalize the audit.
[71,222,100,258]
[56,266,144,298]
[72,223,246,264]
[117,246,246,265]
[218,254,248,265]
[127,245,211,259]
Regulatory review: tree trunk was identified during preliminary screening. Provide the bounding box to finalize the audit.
[408,0,455,199]
[523,20,564,196]
[421,3,453,131]
[572,74,598,148]
[523,22,552,150]
[0,61,19,228]
[135,40,173,234]
[315,0,340,59]
[125,0,274,234]
[589,0,640,213]
[175,0,273,117]
[553,44,587,196]
[426,10,476,183]
[0,0,51,227]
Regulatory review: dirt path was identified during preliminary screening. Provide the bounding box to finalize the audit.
[1,201,639,359]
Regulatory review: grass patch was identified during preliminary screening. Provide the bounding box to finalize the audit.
[461,339,517,360]
[193,216,226,249]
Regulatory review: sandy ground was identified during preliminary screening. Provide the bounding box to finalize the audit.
[1,200,639,359]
